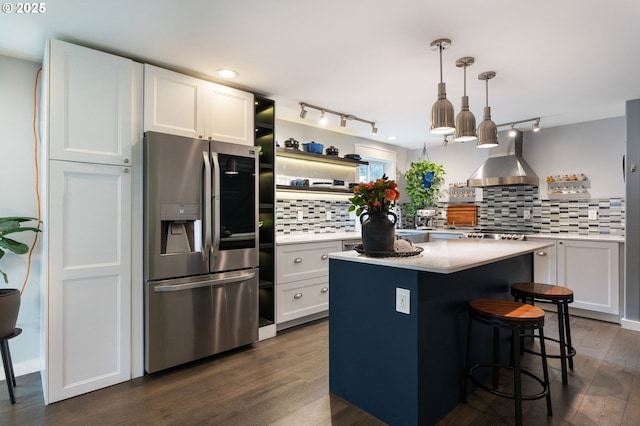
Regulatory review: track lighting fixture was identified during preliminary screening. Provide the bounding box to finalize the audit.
[495,117,543,136]
[298,102,378,136]
[476,71,498,148]
[454,56,477,142]
[430,38,455,135]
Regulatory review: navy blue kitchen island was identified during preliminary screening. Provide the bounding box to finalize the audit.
[328,239,553,425]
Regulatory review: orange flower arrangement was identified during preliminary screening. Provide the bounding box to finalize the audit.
[348,174,400,216]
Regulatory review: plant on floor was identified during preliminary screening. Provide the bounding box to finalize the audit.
[404,161,445,217]
[0,216,41,284]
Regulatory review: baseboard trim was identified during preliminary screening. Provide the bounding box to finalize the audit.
[621,318,640,332]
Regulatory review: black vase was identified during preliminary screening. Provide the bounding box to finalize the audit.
[0,288,20,338]
[360,211,397,253]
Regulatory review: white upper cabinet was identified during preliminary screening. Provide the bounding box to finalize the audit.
[143,64,204,138]
[144,64,254,145]
[47,39,137,165]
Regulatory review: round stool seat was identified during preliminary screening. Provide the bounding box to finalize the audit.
[511,282,573,303]
[470,298,545,325]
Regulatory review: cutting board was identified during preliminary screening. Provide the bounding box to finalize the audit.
[447,204,477,227]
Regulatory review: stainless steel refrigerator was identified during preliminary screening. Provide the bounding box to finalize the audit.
[143,131,259,373]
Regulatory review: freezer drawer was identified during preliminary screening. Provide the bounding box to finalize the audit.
[145,268,258,373]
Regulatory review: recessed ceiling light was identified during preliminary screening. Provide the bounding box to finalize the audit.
[216,69,238,79]
[387,136,397,141]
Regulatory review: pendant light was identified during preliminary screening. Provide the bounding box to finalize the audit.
[429,38,455,134]
[476,71,498,148]
[454,56,477,142]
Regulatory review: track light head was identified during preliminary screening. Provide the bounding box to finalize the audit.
[299,103,307,119]
[371,124,378,135]
[319,110,328,125]
[508,124,517,137]
[340,115,347,127]
[533,119,541,132]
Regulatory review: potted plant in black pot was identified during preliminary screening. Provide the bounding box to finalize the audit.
[0,217,40,337]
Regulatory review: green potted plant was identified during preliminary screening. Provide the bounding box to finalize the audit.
[0,216,41,337]
[404,161,445,218]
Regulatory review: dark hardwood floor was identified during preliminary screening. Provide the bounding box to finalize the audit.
[1,313,639,425]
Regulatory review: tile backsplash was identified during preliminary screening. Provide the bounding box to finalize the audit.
[276,188,625,237]
[276,199,354,234]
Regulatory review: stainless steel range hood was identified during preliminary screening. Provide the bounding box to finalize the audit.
[467,130,539,187]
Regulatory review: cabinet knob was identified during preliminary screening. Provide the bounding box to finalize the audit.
[536,251,547,256]
[124,168,130,174]
[123,158,129,164]
[321,287,328,293]
[294,258,303,264]
[199,135,204,139]
[294,293,303,299]
[321,254,329,260]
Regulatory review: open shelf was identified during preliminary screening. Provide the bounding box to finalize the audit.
[276,184,354,195]
[276,147,368,166]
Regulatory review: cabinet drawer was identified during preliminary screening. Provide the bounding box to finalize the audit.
[276,241,341,284]
[276,277,329,324]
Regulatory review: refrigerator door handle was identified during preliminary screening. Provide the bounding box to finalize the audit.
[153,271,256,292]
[202,151,212,259]
[211,152,221,261]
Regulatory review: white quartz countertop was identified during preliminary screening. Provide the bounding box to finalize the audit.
[276,231,362,244]
[328,239,554,274]
[275,229,464,245]
[526,233,624,243]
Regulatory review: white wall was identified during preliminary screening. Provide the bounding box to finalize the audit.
[526,117,625,199]
[0,55,42,378]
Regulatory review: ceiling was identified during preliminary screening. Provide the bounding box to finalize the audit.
[2,0,639,149]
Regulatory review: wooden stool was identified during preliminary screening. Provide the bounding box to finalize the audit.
[1,328,22,404]
[511,282,575,385]
[463,299,552,426]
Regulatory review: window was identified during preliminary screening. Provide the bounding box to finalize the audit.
[359,160,391,182]
[353,144,397,182]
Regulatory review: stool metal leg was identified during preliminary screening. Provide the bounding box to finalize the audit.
[493,327,500,388]
[563,301,574,370]
[512,327,523,426]
[538,326,553,416]
[1,339,16,404]
[556,302,569,385]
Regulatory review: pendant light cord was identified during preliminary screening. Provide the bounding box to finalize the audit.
[21,67,43,295]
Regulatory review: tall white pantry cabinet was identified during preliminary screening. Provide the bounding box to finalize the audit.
[40,40,143,403]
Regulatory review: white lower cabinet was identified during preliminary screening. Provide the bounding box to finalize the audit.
[557,240,620,315]
[276,241,341,328]
[528,237,622,321]
[45,160,132,403]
